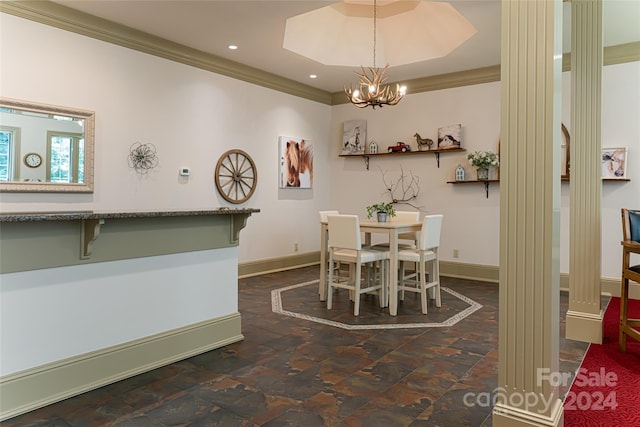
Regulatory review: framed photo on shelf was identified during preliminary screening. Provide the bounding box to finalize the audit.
[601,147,627,179]
[437,124,461,150]
[342,120,366,155]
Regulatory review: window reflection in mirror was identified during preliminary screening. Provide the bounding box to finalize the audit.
[0,98,94,193]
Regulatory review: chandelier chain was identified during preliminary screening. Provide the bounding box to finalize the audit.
[343,0,406,108]
[373,0,377,68]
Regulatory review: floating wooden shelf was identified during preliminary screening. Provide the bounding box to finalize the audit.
[561,176,631,182]
[447,179,499,199]
[340,147,466,170]
[447,177,630,199]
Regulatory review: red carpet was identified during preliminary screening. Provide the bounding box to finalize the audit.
[564,297,640,426]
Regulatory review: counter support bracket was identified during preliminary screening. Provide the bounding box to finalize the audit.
[81,218,105,259]
[230,214,250,244]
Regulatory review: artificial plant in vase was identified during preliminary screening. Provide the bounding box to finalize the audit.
[467,150,499,180]
[366,202,396,222]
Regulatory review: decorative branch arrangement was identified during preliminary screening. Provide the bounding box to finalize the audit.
[379,166,425,211]
[128,142,159,175]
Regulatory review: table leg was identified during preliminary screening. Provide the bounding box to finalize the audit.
[389,230,399,316]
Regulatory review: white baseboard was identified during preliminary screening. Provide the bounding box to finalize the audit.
[0,313,243,421]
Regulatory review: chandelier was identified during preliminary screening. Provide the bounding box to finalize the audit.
[344,0,406,109]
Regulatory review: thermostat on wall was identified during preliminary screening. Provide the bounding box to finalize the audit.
[179,168,190,176]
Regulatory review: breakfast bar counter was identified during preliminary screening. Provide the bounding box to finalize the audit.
[0,208,259,273]
[0,208,259,420]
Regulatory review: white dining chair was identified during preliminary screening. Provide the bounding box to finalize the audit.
[318,210,339,223]
[319,210,341,297]
[327,214,390,316]
[397,214,443,314]
[371,210,421,250]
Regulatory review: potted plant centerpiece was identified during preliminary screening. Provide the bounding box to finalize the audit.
[467,150,499,180]
[366,202,396,223]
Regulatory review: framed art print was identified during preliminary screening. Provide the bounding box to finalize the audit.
[341,120,366,155]
[437,124,462,150]
[279,136,313,188]
[601,147,627,179]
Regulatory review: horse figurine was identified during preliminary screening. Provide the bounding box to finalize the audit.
[414,133,434,151]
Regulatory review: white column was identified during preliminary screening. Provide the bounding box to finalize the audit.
[493,1,563,426]
[566,0,604,344]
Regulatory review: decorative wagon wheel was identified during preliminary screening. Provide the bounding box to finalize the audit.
[214,149,258,204]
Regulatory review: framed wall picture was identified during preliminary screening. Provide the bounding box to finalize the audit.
[437,124,462,150]
[601,147,628,179]
[341,120,366,155]
[279,136,313,188]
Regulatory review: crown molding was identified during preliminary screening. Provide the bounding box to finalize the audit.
[0,0,332,105]
[2,1,638,107]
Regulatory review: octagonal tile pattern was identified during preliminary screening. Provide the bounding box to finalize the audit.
[272,279,482,330]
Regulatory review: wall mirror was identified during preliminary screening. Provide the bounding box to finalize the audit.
[0,97,94,193]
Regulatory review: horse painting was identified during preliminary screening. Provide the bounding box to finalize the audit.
[280,137,313,188]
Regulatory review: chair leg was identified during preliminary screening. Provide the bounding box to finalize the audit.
[379,260,387,308]
[420,257,428,314]
[399,261,406,301]
[354,260,362,316]
[432,259,441,307]
[349,264,355,301]
[620,277,629,352]
[327,253,334,310]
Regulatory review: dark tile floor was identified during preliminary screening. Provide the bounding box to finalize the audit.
[2,266,591,427]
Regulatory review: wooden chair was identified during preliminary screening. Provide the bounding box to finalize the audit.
[620,208,640,352]
[397,214,443,314]
[327,214,390,316]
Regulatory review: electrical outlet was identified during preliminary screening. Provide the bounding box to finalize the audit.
[453,249,459,258]
[294,242,299,252]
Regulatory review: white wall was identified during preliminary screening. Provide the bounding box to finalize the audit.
[0,249,237,375]
[330,82,502,266]
[329,62,640,279]
[0,13,333,263]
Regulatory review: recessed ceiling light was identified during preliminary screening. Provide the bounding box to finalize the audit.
[228,45,238,50]
[309,74,317,79]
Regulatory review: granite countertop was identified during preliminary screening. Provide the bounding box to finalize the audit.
[0,208,260,222]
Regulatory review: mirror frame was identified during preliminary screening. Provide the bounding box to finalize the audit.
[0,97,95,193]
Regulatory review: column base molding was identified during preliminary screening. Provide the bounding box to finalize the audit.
[493,398,564,427]
[566,309,604,344]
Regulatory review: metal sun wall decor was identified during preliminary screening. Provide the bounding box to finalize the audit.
[128,142,159,175]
